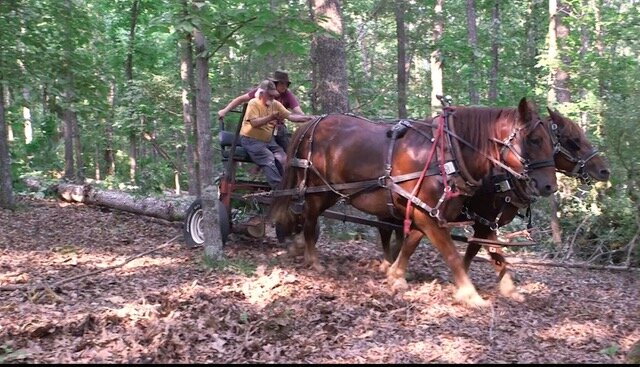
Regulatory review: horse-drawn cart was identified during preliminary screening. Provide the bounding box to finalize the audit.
[182,99,541,250]
[181,96,609,307]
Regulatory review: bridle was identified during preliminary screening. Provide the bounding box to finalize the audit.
[549,120,600,183]
[491,117,556,183]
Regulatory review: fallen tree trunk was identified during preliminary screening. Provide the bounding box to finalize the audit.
[53,182,195,222]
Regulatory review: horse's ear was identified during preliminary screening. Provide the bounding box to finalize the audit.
[518,97,532,123]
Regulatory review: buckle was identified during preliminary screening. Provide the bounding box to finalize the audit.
[443,161,457,175]
[494,179,512,193]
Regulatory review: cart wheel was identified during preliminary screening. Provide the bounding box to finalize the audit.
[183,199,204,247]
[182,198,232,247]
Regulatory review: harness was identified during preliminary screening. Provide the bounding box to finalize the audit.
[279,109,550,237]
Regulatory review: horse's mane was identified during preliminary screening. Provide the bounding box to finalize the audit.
[450,106,521,160]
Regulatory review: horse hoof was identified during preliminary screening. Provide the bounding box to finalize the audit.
[389,277,408,293]
[454,288,491,308]
[500,287,525,302]
[287,243,304,257]
[499,275,524,302]
[308,262,324,272]
[379,260,391,274]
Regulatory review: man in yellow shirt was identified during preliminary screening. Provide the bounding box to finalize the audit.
[240,80,315,189]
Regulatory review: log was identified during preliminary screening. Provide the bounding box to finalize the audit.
[53,182,194,222]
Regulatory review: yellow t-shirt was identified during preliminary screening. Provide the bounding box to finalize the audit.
[240,98,291,142]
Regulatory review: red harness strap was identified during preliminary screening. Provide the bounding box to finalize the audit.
[403,114,460,237]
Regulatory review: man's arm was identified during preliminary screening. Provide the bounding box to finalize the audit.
[287,113,316,123]
[291,106,304,115]
[249,112,279,128]
[218,93,251,119]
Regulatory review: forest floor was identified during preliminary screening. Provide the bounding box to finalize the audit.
[0,196,638,363]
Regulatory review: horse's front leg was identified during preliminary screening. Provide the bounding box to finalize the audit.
[302,212,324,272]
[420,217,490,308]
[386,229,423,291]
[470,224,523,302]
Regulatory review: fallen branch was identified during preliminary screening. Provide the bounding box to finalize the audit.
[0,234,181,293]
[470,253,640,272]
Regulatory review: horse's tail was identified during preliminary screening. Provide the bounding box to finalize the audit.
[269,119,314,235]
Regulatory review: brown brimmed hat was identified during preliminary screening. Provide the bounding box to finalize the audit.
[258,80,280,97]
[269,70,291,85]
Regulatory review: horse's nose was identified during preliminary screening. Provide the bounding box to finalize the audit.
[599,168,611,181]
[533,179,557,197]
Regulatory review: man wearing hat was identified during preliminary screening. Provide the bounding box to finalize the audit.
[218,70,303,150]
[239,79,315,189]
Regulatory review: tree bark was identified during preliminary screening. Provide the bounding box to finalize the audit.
[71,110,84,182]
[63,108,75,180]
[548,0,571,104]
[430,0,444,116]
[180,0,198,195]
[0,71,15,210]
[126,0,140,183]
[466,0,479,105]
[488,0,500,103]
[194,27,223,259]
[105,81,116,176]
[395,1,408,118]
[309,0,349,114]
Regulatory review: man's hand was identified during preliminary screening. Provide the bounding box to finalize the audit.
[217,109,227,119]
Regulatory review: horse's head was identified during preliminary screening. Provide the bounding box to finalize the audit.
[546,107,611,182]
[498,98,558,197]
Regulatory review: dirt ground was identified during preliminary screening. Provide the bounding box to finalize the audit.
[0,197,638,363]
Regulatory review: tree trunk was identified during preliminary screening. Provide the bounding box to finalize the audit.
[356,22,371,79]
[547,0,572,250]
[71,110,83,182]
[395,1,408,118]
[63,108,75,180]
[105,81,116,176]
[0,71,15,210]
[180,1,198,195]
[525,0,541,90]
[126,0,140,183]
[3,86,13,142]
[488,0,500,103]
[129,132,137,182]
[430,0,444,116]
[466,0,479,105]
[309,0,349,114]
[194,27,223,260]
[548,0,571,104]
[22,86,32,144]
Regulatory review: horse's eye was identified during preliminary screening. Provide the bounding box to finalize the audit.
[567,138,581,150]
[529,137,542,146]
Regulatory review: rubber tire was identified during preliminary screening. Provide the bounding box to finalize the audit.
[182,198,232,247]
[183,199,204,248]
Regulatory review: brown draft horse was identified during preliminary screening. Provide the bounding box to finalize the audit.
[376,107,611,302]
[270,98,557,307]
[459,107,611,299]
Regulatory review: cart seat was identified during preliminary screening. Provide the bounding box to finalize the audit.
[219,130,252,162]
